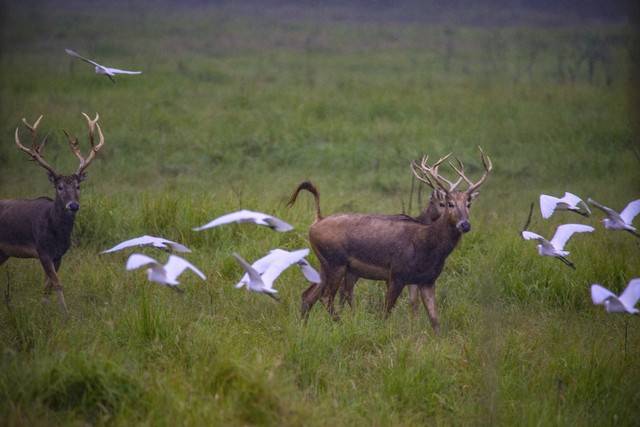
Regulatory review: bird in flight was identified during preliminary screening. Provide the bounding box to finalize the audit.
[232,248,318,300]
[591,278,640,314]
[193,209,293,232]
[102,235,191,254]
[588,198,640,238]
[126,254,206,291]
[539,192,591,219]
[65,48,142,83]
[521,224,594,268]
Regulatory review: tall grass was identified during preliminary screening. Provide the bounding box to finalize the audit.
[1,1,639,425]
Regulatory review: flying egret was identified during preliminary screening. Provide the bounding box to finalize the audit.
[235,249,320,290]
[102,235,191,254]
[588,198,640,238]
[521,224,594,268]
[193,209,293,232]
[591,279,640,314]
[126,254,206,290]
[539,192,591,219]
[232,249,317,300]
[65,49,142,83]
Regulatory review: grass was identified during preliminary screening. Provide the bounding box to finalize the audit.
[1,1,639,425]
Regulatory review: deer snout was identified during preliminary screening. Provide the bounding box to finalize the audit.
[67,202,80,212]
[457,220,471,233]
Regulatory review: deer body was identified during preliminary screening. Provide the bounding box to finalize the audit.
[0,196,75,261]
[0,114,104,312]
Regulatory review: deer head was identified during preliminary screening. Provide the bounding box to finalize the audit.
[411,147,492,233]
[15,113,105,214]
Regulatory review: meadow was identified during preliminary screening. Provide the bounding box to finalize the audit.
[1,2,639,425]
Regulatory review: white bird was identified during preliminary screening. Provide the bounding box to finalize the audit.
[235,249,320,290]
[588,198,640,238]
[232,249,318,300]
[521,224,595,268]
[65,49,142,83]
[591,279,640,314]
[193,209,293,232]
[102,235,191,254]
[539,192,591,219]
[126,254,206,290]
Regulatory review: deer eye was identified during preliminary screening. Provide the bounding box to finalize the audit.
[57,184,64,191]
[439,203,445,208]
[448,203,454,208]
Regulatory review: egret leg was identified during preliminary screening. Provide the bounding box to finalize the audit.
[556,256,576,270]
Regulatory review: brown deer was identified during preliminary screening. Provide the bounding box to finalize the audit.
[288,148,492,332]
[0,113,105,312]
[304,167,463,312]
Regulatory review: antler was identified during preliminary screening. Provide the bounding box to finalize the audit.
[63,112,105,177]
[449,146,493,195]
[411,153,454,194]
[14,115,59,177]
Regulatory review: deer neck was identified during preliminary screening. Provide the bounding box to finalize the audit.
[50,196,76,238]
[429,212,462,253]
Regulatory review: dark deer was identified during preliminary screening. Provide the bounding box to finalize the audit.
[288,148,492,332]
[0,113,105,312]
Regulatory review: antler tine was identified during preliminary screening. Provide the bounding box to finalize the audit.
[451,146,493,195]
[81,112,99,148]
[14,116,58,177]
[413,152,453,193]
[63,129,84,164]
[75,113,105,176]
[411,159,437,189]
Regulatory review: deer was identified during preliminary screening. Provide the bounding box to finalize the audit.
[0,113,105,313]
[287,148,492,333]
[302,165,463,313]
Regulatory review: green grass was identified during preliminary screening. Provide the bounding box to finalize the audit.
[1,1,639,425]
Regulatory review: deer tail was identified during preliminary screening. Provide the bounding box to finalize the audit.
[287,180,323,221]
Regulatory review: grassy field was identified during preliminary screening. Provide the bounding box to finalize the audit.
[1,1,639,425]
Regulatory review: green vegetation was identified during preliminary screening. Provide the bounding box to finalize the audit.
[1,2,638,425]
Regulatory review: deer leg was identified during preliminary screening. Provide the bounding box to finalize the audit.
[408,284,420,317]
[419,285,440,334]
[39,257,68,314]
[384,277,405,317]
[323,266,347,319]
[339,271,358,309]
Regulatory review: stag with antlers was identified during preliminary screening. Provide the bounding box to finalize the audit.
[288,148,492,332]
[0,113,105,312]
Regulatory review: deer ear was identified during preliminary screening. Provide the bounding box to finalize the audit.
[75,173,87,182]
[470,191,480,201]
[48,172,57,183]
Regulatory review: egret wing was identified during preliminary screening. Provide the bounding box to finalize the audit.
[522,230,546,242]
[126,253,160,270]
[298,258,321,283]
[65,48,102,67]
[550,224,594,250]
[102,236,156,253]
[193,210,261,231]
[233,253,264,285]
[561,192,583,207]
[620,200,640,224]
[104,66,142,75]
[587,198,622,220]
[164,255,206,281]
[234,250,284,288]
[619,278,640,309]
[262,215,294,232]
[539,195,559,219]
[259,253,302,289]
[164,239,191,253]
[590,284,617,305]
